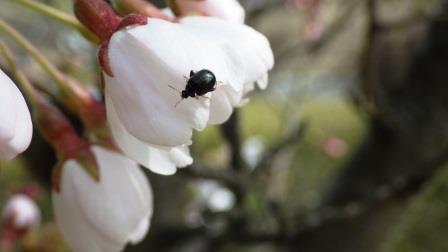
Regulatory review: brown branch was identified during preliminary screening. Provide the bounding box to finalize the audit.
[220,111,247,172]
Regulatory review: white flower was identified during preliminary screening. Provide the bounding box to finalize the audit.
[2,194,40,232]
[0,69,32,160]
[174,0,245,23]
[53,146,153,252]
[106,97,193,175]
[105,17,246,147]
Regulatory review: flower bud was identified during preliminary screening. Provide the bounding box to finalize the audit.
[1,194,40,235]
[53,146,153,252]
[0,69,32,160]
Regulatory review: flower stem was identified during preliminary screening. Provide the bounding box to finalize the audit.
[10,0,98,43]
[0,40,99,188]
[0,41,89,159]
[0,18,67,86]
[0,18,108,140]
[0,41,42,108]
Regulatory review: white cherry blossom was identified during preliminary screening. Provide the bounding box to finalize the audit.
[105,17,246,147]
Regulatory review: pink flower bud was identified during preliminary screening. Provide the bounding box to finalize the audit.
[323,137,348,158]
[1,194,40,234]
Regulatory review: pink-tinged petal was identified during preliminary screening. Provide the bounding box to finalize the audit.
[176,0,245,23]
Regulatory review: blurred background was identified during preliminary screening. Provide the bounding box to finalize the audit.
[1,0,448,251]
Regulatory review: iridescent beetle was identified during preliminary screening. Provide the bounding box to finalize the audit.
[170,69,217,107]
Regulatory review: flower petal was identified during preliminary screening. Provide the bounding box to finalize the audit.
[176,0,245,23]
[209,85,242,124]
[0,70,32,160]
[106,97,192,175]
[0,70,18,142]
[180,16,274,86]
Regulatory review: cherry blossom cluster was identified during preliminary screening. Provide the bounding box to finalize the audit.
[0,0,273,251]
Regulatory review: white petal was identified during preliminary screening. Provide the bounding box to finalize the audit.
[0,70,32,159]
[208,85,241,124]
[256,73,269,90]
[181,16,274,87]
[106,97,192,175]
[0,70,18,142]
[167,145,193,167]
[128,216,150,244]
[4,100,33,158]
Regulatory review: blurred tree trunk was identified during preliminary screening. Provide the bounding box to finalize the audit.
[288,1,448,251]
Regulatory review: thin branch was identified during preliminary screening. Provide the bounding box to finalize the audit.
[254,122,307,175]
[179,164,240,188]
[11,0,98,43]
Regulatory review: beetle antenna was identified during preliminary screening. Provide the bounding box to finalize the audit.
[174,99,183,107]
[168,85,181,95]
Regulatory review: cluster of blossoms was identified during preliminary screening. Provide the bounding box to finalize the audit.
[0,0,273,251]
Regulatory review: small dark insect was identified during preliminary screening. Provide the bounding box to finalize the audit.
[169,69,218,107]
